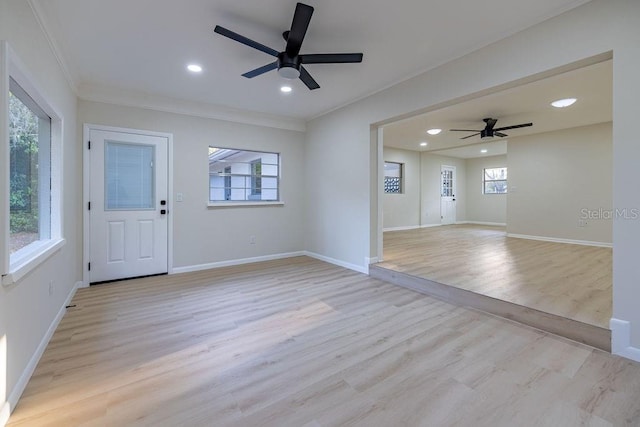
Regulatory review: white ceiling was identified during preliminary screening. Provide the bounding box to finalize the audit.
[432,140,507,159]
[383,59,612,157]
[33,0,591,121]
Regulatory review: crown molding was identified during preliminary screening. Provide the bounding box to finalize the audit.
[78,83,306,132]
[27,0,79,94]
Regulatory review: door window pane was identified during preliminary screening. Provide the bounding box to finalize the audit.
[105,142,155,209]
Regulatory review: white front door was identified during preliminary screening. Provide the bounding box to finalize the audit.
[89,129,169,283]
[441,165,456,225]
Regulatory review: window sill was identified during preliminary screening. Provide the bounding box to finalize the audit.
[207,201,284,208]
[2,238,66,286]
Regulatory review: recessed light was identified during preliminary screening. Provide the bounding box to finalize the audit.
[187,64,203,73]
[551,98,577,108]
[426,128,442,135]
[480,149,488,153]
[420,142,428,147]
[280,86,292,93]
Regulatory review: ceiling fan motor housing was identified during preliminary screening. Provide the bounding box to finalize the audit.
[277,52,301,79]
[481,129,494,139]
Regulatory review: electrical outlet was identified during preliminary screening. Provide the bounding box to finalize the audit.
[249,235,256,245]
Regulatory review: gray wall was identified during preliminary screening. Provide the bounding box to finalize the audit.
[382,147,420,230]
[78,100,307,269]
[1,0,80,412]
[304,0,640,350]
[466,155,507,225]
[507,122,612,243]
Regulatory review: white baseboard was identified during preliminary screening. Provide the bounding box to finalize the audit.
[506,233,612,248]
[171,251,306,274]
[458,221,507,227]
[610,318,640,362]
[383,225,421,232]
[7,280,81,413]
[304,251,368,275]
[365,257,379,265]
[1,401,10,427]
[383,224,445,232]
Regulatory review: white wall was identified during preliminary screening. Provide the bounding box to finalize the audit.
[421,153,467,226]
[78,100,306,269]
[508,123,612,244]
[304,0,640,353]
[382,147,420,230]
[0,0,80,418]
[466,155,507,225]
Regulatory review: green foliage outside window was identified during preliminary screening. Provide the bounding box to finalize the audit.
[9,91,40,234]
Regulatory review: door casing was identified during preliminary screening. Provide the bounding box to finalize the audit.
[440,165,457,225]
[82,124,173,286]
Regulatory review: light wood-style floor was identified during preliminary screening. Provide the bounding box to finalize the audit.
[377,225,612,328]
[9,256,638,427]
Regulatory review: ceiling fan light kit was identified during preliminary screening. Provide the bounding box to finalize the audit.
[214,2,363,90]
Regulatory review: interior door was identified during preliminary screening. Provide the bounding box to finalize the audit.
[441,165,456,225]
[89,129,168,283]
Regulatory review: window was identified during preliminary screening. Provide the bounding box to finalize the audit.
[2,44,64,285]
[209,147,279,203]
[9,78,51,255]
[384,162,403,193]
[483,167,508,194]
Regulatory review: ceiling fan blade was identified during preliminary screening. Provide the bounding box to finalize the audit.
[286,3,314,57]
[242,62,278,78]
[214,26,279,57]
[484,118,498,130]
[300,53,363,64]
[461,133,481,139]
[299,66,320,90]
[494,122,533,131]
[494,132,508,138]
[450,129,481,132]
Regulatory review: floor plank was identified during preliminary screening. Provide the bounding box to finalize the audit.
[377,225,612,327]
[9,256,637,427]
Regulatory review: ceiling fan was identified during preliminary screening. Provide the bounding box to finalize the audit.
[450,118,533,139]
[214,2,363,90]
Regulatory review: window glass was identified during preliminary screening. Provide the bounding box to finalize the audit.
[384,161,403,193]
[483,167,508,194]
[9,79,51,255]
[209,148,279,202]
[105,142,155,210]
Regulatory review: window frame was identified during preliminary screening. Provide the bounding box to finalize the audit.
[384,161,403,194]
[483,166,508,195]
[1,42,65,286]
[207,146,283,207]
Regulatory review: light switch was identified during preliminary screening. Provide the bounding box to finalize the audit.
[176,192,184,202]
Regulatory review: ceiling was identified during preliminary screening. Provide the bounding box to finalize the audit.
[383,59,612,158]
[33,0,591,121]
